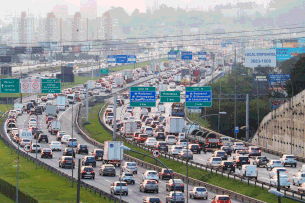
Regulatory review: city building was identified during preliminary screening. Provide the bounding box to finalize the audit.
[53,4,69,19]
[12,12,35,45]
[102,12,121,40]
[80,0,97,20]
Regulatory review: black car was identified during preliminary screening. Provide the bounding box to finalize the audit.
[154,132,165,141]
[63,148,76,158]
[221,146,232,156]
[92,149,104,161]
[81,166,95,179]
[35,106,43,114]
[34,130,43,139]
[38,134,49,143]
[188,144,201,154]
[30,99,37,106]
[234,156,250,169]
[41,148,53,158]
[76,144,88,154]
[59,156,75,169]
[218,161,235,172]
[82,156,96,167]
[29,108,37,115]
[155,141,168,152]
[159,168,174,180]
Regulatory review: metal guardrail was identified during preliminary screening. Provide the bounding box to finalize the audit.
[0,111,127,203]
[74,103,269,203]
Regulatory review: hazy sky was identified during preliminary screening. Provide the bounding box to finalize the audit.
[1,0,267,21]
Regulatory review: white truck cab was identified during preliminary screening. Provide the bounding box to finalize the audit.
[241,165,258,180]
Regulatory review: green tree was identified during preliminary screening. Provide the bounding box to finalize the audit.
[286,55,305,97]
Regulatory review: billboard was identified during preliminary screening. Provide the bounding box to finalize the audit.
[79,41,91,52]
[31,47,44,54]
[252,74,269,95]
[283,42,298,48]
[270,98,290,111]
[245,49,276,67]
[61,66,73,74]
[269,74,290,90]
[63,45,74,53]
[37,42,60,51]
[275,48,305,61]
[1,67,12,75]
[14,46,27,54]
[56,74,74,83]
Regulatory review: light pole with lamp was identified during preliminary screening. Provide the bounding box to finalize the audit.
[269,189,305,203]
[185,112,227,203]
[120,145,178,203]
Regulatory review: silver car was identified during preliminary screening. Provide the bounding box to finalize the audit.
[166,191,185,203]
[140,179,159,193]
[178,149,193,160]
[110,181,128,195]
[119,172,135,184]
[122,162,138,174]
[189,187,208,199]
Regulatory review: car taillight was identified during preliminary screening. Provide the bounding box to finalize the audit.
[223,165,225,167]
[41,152,44,154]
[217,154,219,156]
[234,145,237,147]
[158,145,160,146]
[73,160,75,163]
[272,163,274,165]
[248,160,250,162]
[92,171,95,173]
[195,192,197,194]
[294,158,297,160]
[50,153,52,155]
[181,184,184,186]
[233,165,235,167]
[171,184,174,186]
[238,160,240,162]
[63,160,66,162]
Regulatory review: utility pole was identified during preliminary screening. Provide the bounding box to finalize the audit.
[113,93,117,141]
[246,94,249,141]
[218,80,221,133]
[16,140,20,203]
[71,102,74,187]
[91,60,93,80]
[234,46,237,139]
[277,170,281,203]
[77,159,81,203]
[85,81,89,124]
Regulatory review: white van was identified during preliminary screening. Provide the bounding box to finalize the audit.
[241,165,258,180]
[158,103,165,113]
[144,127,153,136]
[221,137,232,143]
[67,94,75,104]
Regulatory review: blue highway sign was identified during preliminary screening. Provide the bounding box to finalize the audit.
[181,51,192,60]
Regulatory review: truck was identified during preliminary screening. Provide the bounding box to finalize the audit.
[185,123,201,135]
[171,102,184,117]
[180,78,189,86]
[181,68,190,78]
[19,129,33,143]
[165,117,185,136]
[158,102,165,113]
[174,75,182,84]
[122,70,133,83]
[121,122,137,138]
[67,94,75,104]
[49,120,61,135]
[46,105,57,117]
[114,77,124,87]
[103,141,123,167]
[204,133,222,150]
[57,95,66,105]
[192,69,201,83]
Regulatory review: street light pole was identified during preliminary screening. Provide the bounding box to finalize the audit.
[269,189,305,203]
[185,112,227,202]
[120,146,177,203]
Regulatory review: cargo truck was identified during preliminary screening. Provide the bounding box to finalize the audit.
[174,75,182,84]
[46,105,57,117]
[121,122,137,138]
[181,68,190,78]
[204,133,222,150]
[19,129,33,143]
[122,70,133,83]
[114,77,124,87]
[103,141,123,167]
[165,117,185,136]
[49,120,61,135]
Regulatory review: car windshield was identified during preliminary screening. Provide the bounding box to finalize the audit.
[125,173,133,176]
[146,181,156,184]
[175,147,183,149]
[196,188,207,192]
[96,150,103,154]
[236,143,243,145]
[213,158,222,161]
[164,169,173,173]
[224,162,234,165]
[251,147,260,150]
[259,157,268,160]
[159,143,167,146]
[219,196,230,200]
[127,163,136,166]
[148,198,160,202]
[23,139,30,142]
[286,156,295,159]
[274,161,281,164]
[43,149,51,152]
[172,193,183,197]
[80,145,87,148]
[87,157,95,160]
[173,179,183,184]
[148,172,157,175]
[65,157,72,160]
[140,135,148,138]
[239,157,248,161]
[116,183,127,186]
[278,169,286,172]
[84,167,94,172]
[217,152,225,155]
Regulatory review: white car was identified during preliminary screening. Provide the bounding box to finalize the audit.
[168,145,183,155]
[165,135,176,145]
[144,138,157,147]
[122,162,138,174]
[61,135,71,144]
[58,104,65,111]
[266,160,283,171]
[20,139,31,147]
[177,139,188,147]
[93,89,99,95]
[100,87,106,92]
[50,141,62,151]
[142,170,159,182]
[189,187,208,200]
[176,133,185,140]
[47,94,54,100]
[30,143,41,153]
[207,157,222,168]
[270,174,291,188]
[16,109,23,115]
[231,142,247,152]
[128,116,135,122]
[95,83,101,88]
[280,154,297,167]
[269,167,288,178]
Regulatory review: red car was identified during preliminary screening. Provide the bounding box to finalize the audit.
[136,134,148,143]
[211,195,231,203]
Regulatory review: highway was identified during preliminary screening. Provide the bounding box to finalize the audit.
[4,67,241,203]
[106,64,305,194]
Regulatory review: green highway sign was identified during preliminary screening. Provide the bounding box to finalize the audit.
[41,79,61,93]
[160,91,180,103]
[130,86,156,107]
[130,87,155,91]
[185,86,212,107]
[170,50,180,54]
[0,79,20,93]
[130,102,156,107]
[100,69,109,75]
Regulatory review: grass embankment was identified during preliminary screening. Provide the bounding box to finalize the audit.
[0,194,14,203]
[110,58,167,72]
[0,113,113,203]
[83,102,295,203]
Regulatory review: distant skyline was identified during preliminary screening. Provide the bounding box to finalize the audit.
[0,0,269,25]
